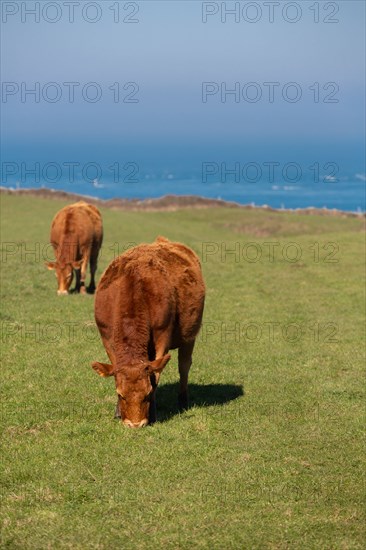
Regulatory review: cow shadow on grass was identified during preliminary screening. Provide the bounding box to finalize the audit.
[155,383,244,423]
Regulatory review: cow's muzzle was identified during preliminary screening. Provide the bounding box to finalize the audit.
[123,419,148,428]
[57,290,68,296]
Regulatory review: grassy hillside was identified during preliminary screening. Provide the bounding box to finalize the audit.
[1,194,365,549]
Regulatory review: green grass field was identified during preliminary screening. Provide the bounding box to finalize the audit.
[0,194,365,549]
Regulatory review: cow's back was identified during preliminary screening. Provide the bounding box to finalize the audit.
[151,237,205,343]
[51,202,102,250]
[95,237,205,361]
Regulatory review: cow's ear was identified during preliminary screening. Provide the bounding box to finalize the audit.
[92,361,114,377]
[45,261,56,270]
[72,260,83,270]
[149,354,171,374]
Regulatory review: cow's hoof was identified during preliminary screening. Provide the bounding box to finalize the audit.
[80,286,86,295]
[178,393,189,411]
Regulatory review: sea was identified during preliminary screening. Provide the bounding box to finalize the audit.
[2,164,365,212]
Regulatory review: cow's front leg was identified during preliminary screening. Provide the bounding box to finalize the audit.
[178,341,194,410]
[114,397,121,419]
[148,393,157,425]
[79,254,89,294]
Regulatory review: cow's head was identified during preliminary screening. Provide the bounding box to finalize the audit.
[92,354,171,427]
[45,260,82,295]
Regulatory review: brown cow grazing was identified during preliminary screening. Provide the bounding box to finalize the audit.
[92,236,205,428]
[45,201,103,295]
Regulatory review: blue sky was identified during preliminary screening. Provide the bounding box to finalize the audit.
[1,1,365,169]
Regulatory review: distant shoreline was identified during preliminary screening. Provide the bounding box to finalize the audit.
[1,187,364,218]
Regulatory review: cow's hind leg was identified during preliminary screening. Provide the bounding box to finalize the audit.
[178,341,195,411]
[87,244,99,294]
[72,268,81,293]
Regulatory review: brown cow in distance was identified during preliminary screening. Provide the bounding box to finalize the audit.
[45,201,103,295]
[92,236,205,428]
